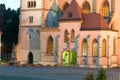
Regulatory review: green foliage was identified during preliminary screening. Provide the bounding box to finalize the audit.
[96,67,107,80]
[0,4,6,30]
[1,60,9,64]
[0,4,20,60]
[85,72,95,80]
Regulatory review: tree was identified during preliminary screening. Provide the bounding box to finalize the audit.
[0,4,6,31]
[0,4,20,60]
[96,67,107,80]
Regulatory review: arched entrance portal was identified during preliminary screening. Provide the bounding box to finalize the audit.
[28,52,33,64]
[62,50,77,66]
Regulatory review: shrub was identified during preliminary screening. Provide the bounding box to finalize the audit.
[96,67,107,80]
[85,72,95,80]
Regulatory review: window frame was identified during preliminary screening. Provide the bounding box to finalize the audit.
[92,39,98,57]
[82,39,87,56]
[82,1,91,14]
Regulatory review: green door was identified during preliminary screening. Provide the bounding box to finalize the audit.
[62,51,69,66]
[62,50,77,66]
[70,50,77,66]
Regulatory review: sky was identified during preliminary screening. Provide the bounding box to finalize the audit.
[0,0,20,10]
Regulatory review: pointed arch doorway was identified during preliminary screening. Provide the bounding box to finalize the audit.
[62,50,77,66]
[28,52,33,64]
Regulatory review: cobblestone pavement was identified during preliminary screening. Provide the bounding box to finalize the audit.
[0,66,120,80]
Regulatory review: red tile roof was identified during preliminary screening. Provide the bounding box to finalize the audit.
[81,13,110,30]
[60,0,82,21]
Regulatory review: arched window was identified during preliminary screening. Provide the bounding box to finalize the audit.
[63,2,69,11]
[71,30,75,42]
[28,1,30,8]
[29,16,33,23]
[47,36,54,54]
[102,39,106,57]
[82,1,91,14]
[82,39,87,56]
[92,39,98,57]
[101,0,110,17]
[34,1,36,7]
[31,1,34,7]
[64,30,68,42]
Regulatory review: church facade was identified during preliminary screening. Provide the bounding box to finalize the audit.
[16,0,120,68]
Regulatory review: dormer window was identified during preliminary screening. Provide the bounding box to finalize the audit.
[68,12,72,17]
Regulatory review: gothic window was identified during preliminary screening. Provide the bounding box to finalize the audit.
[63,2,69,11]
[82,1,91,14]
[92,39,98,57]
[29,16,33,23]
[71,29,75,42]
[82,39,87,56]
[101,0,110,17]
[64,30,68,42]
[102,39,106,57]
[47,36,54,54]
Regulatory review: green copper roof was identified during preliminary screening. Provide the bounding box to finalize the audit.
[45,0,63,27]
[51,0,58,17]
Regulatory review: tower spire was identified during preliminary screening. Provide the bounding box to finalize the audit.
[51,0,58,17]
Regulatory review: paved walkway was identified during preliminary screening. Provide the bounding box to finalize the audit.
[0,66,120,80]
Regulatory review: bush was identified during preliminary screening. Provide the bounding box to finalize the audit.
[96,67,107,80]
[1,60,9,64]
[85,72,95,80]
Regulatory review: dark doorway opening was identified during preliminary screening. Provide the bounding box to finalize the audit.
[28,52,33,64]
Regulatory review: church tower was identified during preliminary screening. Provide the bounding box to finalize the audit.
[16,0,44,64]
